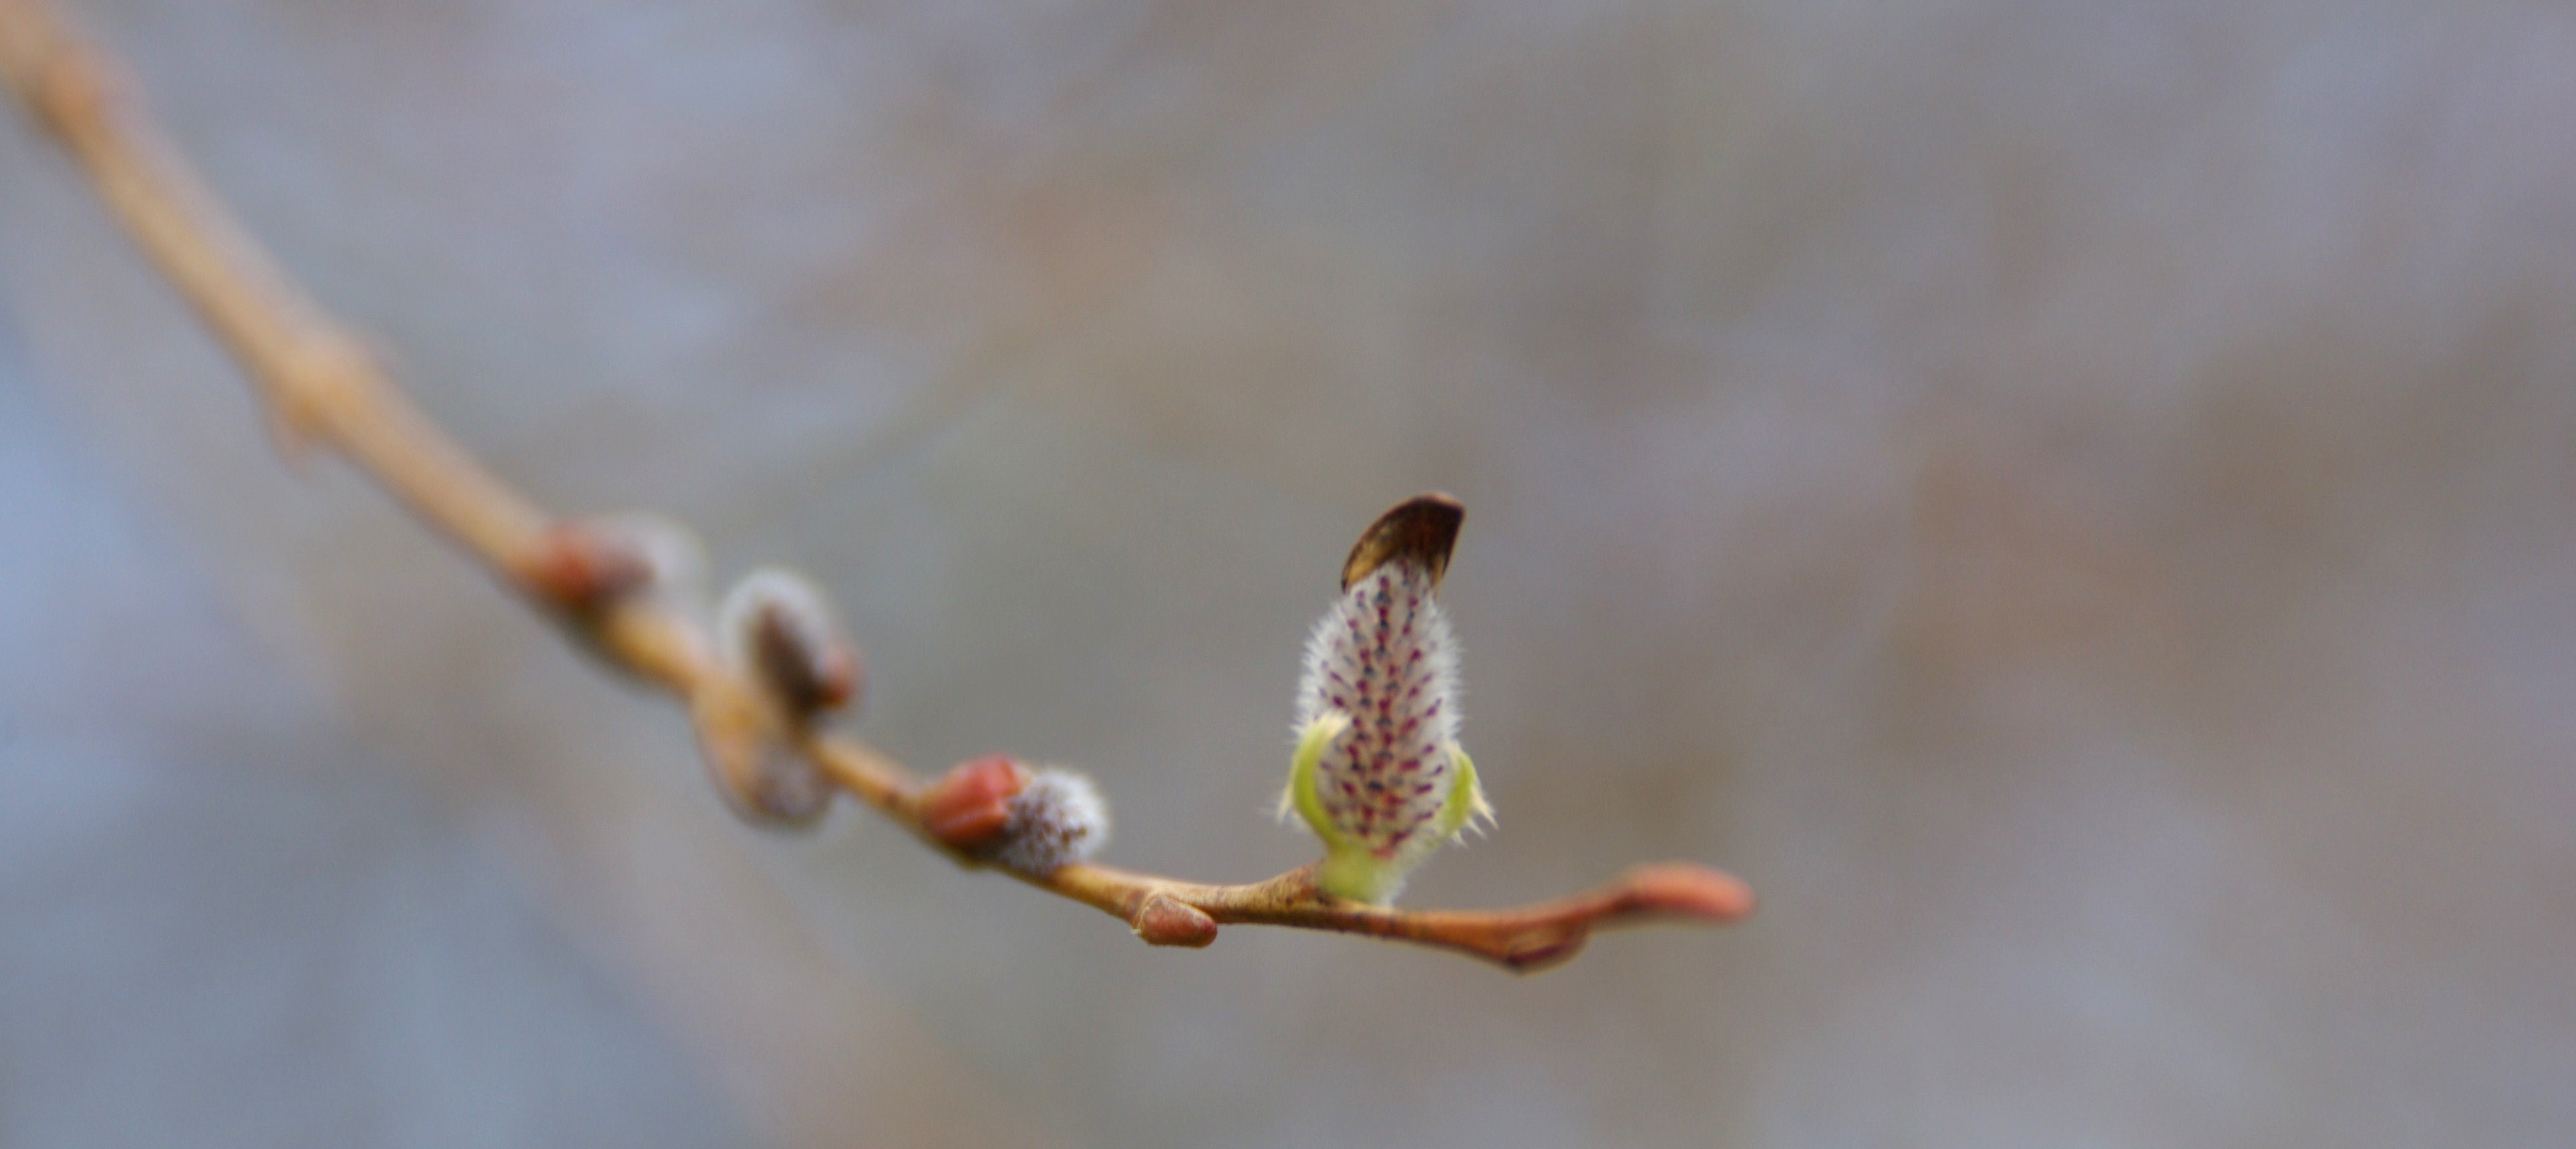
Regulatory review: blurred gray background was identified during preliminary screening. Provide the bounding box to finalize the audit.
[5,0,2575,1145]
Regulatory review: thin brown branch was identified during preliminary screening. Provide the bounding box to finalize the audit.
[0,0,1751,972]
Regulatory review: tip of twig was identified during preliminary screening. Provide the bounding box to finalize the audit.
[1341,492,1464,591]
[1617,862,1757,922]
[1483,862,1754,973]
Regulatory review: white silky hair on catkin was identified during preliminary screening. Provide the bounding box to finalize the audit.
[1294,562,1462,739]
[1289,560,1466,862]
[991,768,1111,876]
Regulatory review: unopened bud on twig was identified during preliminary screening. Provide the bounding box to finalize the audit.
[1132,893,1217,947]
[717,568,862,719]
[919,756,1110,876]
[521,513,706,612]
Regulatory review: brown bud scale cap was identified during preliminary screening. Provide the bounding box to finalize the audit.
[1340,492,1464,591]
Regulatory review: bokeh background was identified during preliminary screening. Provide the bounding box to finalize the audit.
[6,0,2576,1145]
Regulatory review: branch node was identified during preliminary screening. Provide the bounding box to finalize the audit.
[258,333,371,462]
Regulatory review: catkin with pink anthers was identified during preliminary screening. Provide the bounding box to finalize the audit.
[1280,495,1490,904]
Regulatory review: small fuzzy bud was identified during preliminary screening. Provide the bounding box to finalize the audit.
[1281,494,1491,905]
[522,514,706,611]
[989,768,1110,877]
[717,568,863,719]
[919,758,1110,875]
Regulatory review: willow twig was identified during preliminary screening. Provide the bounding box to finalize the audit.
[0,0,1751,972]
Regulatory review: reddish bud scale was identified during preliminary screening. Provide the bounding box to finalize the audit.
[919,756,1030,851]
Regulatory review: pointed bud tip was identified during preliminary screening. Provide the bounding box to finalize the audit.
[1341,492,1464,591]
[1622,863,1756,921]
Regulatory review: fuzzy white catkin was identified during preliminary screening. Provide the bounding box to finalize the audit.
[990,768,1110,876]
[1292,560,1468,865]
